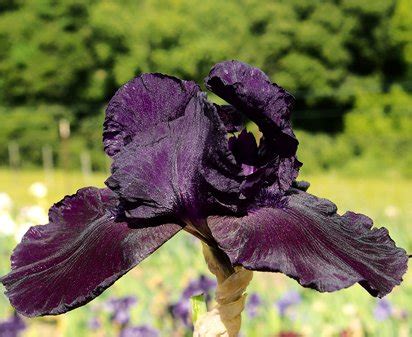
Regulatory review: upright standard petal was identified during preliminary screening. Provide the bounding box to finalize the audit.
[106,92,243,223]
[208,189,408,297]
[103,73,200,156]
[0,187,181,317]
[205,60,301,193]
[214,105,244,133]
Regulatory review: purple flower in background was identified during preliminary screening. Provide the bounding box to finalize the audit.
[105,296,137,325]
[182,275,216,301]
[170,299,191,327]
[246,293,262,318]
[373,299,393,321]
[276,290,301,317]
[0,313,26,337]
[119,325,159,337]
[170,275,216,327]
[87,317,101,330]
[0,60,408,317]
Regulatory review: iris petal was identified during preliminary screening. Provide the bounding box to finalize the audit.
[103,73,200,157]
[0,187,181,317]
[208,189,408,297]
[205,60,301,193]
[228,129,259,168]
[106,92,243,221]
[215,105,244,133]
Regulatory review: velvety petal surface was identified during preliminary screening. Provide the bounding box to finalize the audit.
[106,92,243,222]
[205,60,301,193]
[228,129,259,168]
[103,73,200,156]
[215,105,244,133]
[208,189,408,297]
[0,187,181,317]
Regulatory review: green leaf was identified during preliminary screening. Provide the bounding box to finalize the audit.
[190,294,207,324]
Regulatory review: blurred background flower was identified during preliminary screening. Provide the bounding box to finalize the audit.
[0,313,26,337]
[0,193,12,212]
[276,290,302,318]
[169,275,216,328]
[87,317,101,331]
[28,183,48,199]
[105,296,138,326]
[373,299,393,322]
[246,293,262,318]
[119,325,159,337]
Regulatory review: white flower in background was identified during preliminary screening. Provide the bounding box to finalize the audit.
[14,223,33,243]
[384,205,399,218]
[0,212,16,236]
[10,205,48,242]
[312,300,326,313]
[320,324,336,337]
[0,192,13,212]
[29,182,48,199]
[342,303,357,316]
[18,205,48,225]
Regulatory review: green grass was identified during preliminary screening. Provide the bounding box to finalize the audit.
[0,169,411,336]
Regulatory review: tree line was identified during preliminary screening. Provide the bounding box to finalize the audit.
[0,0,411,174]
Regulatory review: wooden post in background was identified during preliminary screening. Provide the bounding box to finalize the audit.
[80,151,91,184]
[8,142,20,171]
[59,119,70,193]
[42,145,54,184]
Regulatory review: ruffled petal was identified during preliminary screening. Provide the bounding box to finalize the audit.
[228,129,259,168]
[106,93,243,221]
[208,189,408,297]
[215,105,244,133]
[205,60,301,193]
[103,73,200,157]
[0,187,181,317]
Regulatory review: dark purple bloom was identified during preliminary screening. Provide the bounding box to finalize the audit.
[276,290,301,317]
[0,313,25,337]
[0,60,408,318]
[105,296,137,325]
[119,325,159,337]
[246,293,261,318]
[373,299,393,321]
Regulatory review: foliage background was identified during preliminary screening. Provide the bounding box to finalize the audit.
[0,0,411,176]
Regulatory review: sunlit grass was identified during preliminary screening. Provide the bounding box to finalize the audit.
[0,169,411,336]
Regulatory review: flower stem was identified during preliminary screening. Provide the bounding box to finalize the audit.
[193,243,253,337]
[191,294,208,324]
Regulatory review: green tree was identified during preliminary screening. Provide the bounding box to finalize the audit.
[0,0,410,171]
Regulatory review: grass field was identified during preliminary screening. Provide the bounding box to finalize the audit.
[0,169,411,336]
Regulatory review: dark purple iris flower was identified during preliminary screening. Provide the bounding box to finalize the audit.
[0,313,26,337]
[0,60,408,318]
[276,290,301,317]
[105,296,137,325]
[246,293,262,318]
